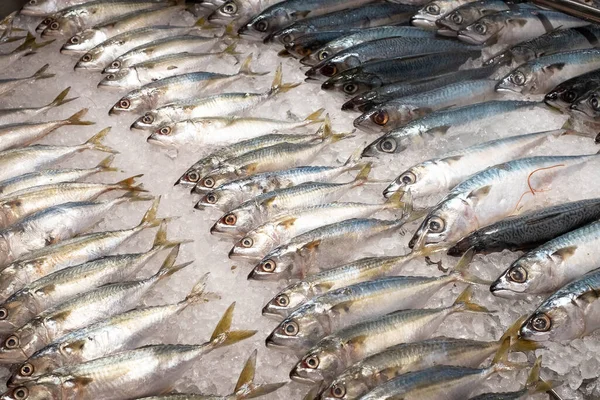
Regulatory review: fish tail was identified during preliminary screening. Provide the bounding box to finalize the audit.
[84,127,118,154]
[269,64,300,96]
[238,54,268,77]
[154,244,193,281]
[138,197,162,228]
[491,336,529,372]
[453,286,490,313]
[13,31,36,52]
[151,219,193,250]
[453,248,492,285]
[48,87,78,109]
[113,174,147,193]
[318,114,353,143]
[303,108,325,125]
[95,155,119,173]
[342,147,367,171]
[352,163,372,186]
[501,316,544,353]
[32,63,55,81]
[384,190,406,210]
[233,350,287,399]
[180,273,220,309]
[65,108,95,126]
[526,357,556,394]
[210,302,257,347]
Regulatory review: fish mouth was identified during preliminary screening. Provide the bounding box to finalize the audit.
[228,248,260,261]
[289,367,319,384]
[299,56,317,66]
[146,137,169,147]
[410,17,436,28]
[494,84,519,94]
[382,186,400,198]
[360,143,380,158]
[457,33,483,45]
[436,28,458,37]
[261,305,285,320]
[60,46,85,55]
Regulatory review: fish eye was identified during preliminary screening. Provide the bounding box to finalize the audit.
[371,110,389,126]
[318,50,329,61]
[70,36,80,44]
[450,12,463,24]
[510,71,526,86]
[474,22,486,35]
[255,20,268,32]
[261,259,276,272]
[202,177,216,188]
[530,313,551,332]
[186,171,200,182]
[320,64,337,77]
[222,2,237,14]
[81,54,92,62]
[400,171,416,185]
[508,266,527,283]
[42,18,52,25]
[13,388,28,400]
[282,34,293,44]
[379,137,397,153]
[223,213,237,225]
[5,335,19,349]
[111,61,121,69]
[590,96,600,111]
[282,321,299,336]
[427,216,445,233]
[563,90,577,103]
[241,237,253,247]
[158,126,172,136]
[275,294,289,306]
[426,3,440,14]
[205,193,217,204]
[331,384,346,398]
[50,21,60,30]
[343,83,358,94]
[20,363,34,376]
[29,0,37,4]
[119,99,131,109]
[0,308,7,320]
[303,355,320,369]
[142,114,154,124]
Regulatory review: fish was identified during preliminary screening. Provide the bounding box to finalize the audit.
[249,217,409,282]
[457,8,589,47]
[0,87,77,125]
[306,37,480,80]
[0,303,255,399]
[411,0,479,29]
[101,33,219,73]
[109,55,266,114]
[209,163,371,238]
[0,221,181,333]
[0,198,163,300]
[238,0,379,40]
[20,0,98,16]
[496,49,600,96]
[7,273,215,385]
[354,79,499,133]
[409,154,600,254]
[283,30,355,59]
[301,26,436,67]
[544,69,600,111]
[341,66,498,112]
[320,51,482,97]
[0,245,190,363]
[268,2,418,45]
[361,100,542,156]
[264,275,479,353]
[146,109,324,148]
[208,0,282,31]
[383,130,563,204]
[0,109,93,152]
[0,155,116,197]
[0,33,54,71]
[230,190,403,261]
[38,0,176,38]
[0,64,54,98]
[60,5,187,53]
[75,26,211,71]
[192,119,349,192]
[131,351,285,400]
[132,64,298,130]
[0,127,116,182]
[321,322,536,400]
[448,198,600,256]
[0,176,144,229]
[485,26,600,67]
[175,131,326,187]
[195,149,365,212]
[519,267,600,341]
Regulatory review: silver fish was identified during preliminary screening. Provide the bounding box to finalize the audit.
[250,217,408,281]
[0,245,190,363]
[0,127,115,182]
[208,0,282,31]
[7,273,214,385]
[0,87,77,125]
[0,109,93,152]
[0,64,54,98]
[0,303,255,400]
[20,0,98,16]
[411,0,478,29]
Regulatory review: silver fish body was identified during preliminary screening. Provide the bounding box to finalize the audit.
[20,0,95,16]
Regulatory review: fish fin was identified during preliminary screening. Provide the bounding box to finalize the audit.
[114,174,146,192]
[342,147,364,170]
[544,62,566,74]
[84,127,119,154]
[48,87,78,109]
[96,155,119,172]
[12,31,35,52]
[453,286,489,313]
[234,349,286,399]
[277,217,297,229]
[443,155,463,164]
[31,63,55,80]
[210,302,257,347]
[502,316,544,352]
[318,114,353,143]
[64,108,94,126]
[270,64,300,95]
[330,299,354,314]
[300,239,321,254]
[48,309,72,323]
[384,190,406,211]
[238,54,268,77]
[507,17,529,27]
[551,245,577,261]
[453,247,492,285]
[303,108,325,124]
[61,338,86,354]
[425,125,450,137]
[352,162,372,186]
[219,42,242,63]
[292,10,311,18]
[527,357,556,394]
[194,16,207,27]
[154,245,192,281]
[467,185,492,204]
[181,273,220,310]
[66,376,93,390]
[151,219,193,250]
[579,288,600,304]
[243,162,259,175]
[492,336,511,365]
[138,197,161,229]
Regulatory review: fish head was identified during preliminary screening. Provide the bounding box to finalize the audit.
[520,303,582,342]
[176,167,205,187]
[354,103,411,134]
[2,378,61,400]
[411,1,447,28]
[458,18,499,45]
[61,29,102,54]
[196,188,240,212]
[571,93,600,119]
[230,230,277,261]
[496,65,535,95]
[302,46,331,67]
[238,8,286,39]
[35,17,55,34]
[262,282,311,320]
[194,167,231,193]
[0,327,34,363]
[361,133,409,158]
[310,55,362,81]
[491,254,555,297]
[109,90,146,115]
[41,17,76,38]
[437,7,474,34]
[265,307,324,353]
[291,345,343,383]
[146,123,185,148]
[131,110,168,131]
[74,48,106,71]
[383,160,442,199]
[0,296,35,334]
[20,0,56,16]
[269,26,302,46]
[341,90,379,112]
[545,83,587,111]
[211,208,255,237]
[248,250,294,281]
[322,369,371,400]
[103,58,125,74]
[8,349,61,387]
[97,68,139,90]
[321,71,382,98]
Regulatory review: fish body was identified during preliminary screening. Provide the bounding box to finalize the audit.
[20,0,95,16]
